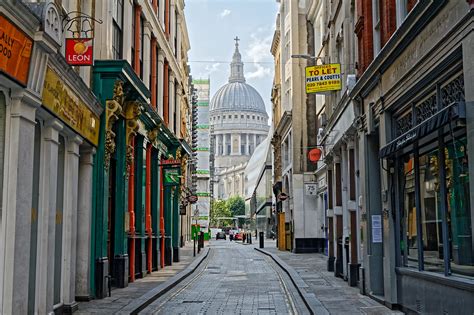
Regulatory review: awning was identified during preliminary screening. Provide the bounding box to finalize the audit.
[379,101,465,158]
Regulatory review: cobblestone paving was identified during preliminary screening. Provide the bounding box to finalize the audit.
[76,243,198,314]
[141,241,308,314]
[261,240,403,315]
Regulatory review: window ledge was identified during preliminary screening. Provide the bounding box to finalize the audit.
[396,267,474,292]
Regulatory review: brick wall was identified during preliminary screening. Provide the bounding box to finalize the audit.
[355,0,374,77]
[380,0,396,46]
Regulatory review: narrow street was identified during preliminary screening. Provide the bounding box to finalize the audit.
[140,241,308,314]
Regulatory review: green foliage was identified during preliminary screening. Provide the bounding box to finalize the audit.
[210,199,233,227]
[227,196,245,216]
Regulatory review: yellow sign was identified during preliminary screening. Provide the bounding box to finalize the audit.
[42,67,100,145]
[305,64,341,93]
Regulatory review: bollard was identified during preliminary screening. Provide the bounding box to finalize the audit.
[259,231,264,248]
[249,233,252,244]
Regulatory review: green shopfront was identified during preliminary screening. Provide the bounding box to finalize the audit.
[91,60,184,299]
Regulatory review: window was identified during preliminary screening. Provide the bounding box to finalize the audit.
[241,134,247,155]
[241,115,244,119]
[396,0,408,27]
[140,16,144,78]
[131,6,135,67]
[372,0,381,56]
[112,0,123,59]
[234,115,238,119]
[397,73,472,278]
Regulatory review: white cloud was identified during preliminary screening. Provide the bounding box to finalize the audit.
[219,9,231,18]
[244,29,273,79]
[246,64,271,79]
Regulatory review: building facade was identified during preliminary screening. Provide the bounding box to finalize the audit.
[272,0,474,312]
[210,39,270,201]
[272,0,324,253]
[353,0,474,312]
[0,0,193,313]
[193,79,211,235]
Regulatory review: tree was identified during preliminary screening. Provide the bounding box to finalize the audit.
[210,199,233,227]
[227,196,245,216]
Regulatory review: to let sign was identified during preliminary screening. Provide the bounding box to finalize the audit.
[0,14,33,85]
[305,64,341,94]
[65,38,93,66]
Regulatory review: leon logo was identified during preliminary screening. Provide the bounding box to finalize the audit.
[65,38,93,66]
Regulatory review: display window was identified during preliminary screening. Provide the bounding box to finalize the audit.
[395,71,473,278]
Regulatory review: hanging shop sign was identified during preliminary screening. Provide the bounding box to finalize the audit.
[160,159,181,166]
[305,64,341,94]
[0,14,33,86]
[187,195,198,203]
[163,167,181,186]
[308,148,322,163]
[65,38,93,65]
[42,66,100,145]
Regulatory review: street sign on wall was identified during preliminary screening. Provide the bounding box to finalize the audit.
[305,64,341,93]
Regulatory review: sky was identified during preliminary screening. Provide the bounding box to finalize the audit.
[185,0,279,116]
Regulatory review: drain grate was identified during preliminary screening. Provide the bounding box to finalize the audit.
[182,300,204,304]
[258,307,276,311]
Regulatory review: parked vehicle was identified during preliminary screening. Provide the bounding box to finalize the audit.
[233,232,242,241]
[216,231,226,240]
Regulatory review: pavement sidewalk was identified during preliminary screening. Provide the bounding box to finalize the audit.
[256,239,402,315]
[77,242,205,314]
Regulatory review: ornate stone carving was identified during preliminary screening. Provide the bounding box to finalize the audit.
[122,101,141,173]
[147,128,159,147]
[104,81,124,170]
[43,2,62,45]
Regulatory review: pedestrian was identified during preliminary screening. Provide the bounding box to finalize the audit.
[229,229,234,241]
[242,233,246,243]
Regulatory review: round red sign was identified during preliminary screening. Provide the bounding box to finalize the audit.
[308,148,322,163]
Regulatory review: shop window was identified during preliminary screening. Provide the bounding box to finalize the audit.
[396,72,472,277]
[401,154,418,268]
[446,137,473,277]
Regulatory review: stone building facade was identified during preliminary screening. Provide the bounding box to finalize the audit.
[0,0,193,313]
[270,0,474,313]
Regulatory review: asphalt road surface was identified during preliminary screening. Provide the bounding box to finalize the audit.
[140,240,309,314]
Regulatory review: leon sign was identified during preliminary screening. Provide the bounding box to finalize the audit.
[0,14,33,85]
[305,64,341,93]
[65,38,93,66]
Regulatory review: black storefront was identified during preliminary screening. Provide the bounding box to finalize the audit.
[380,59,474,312]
